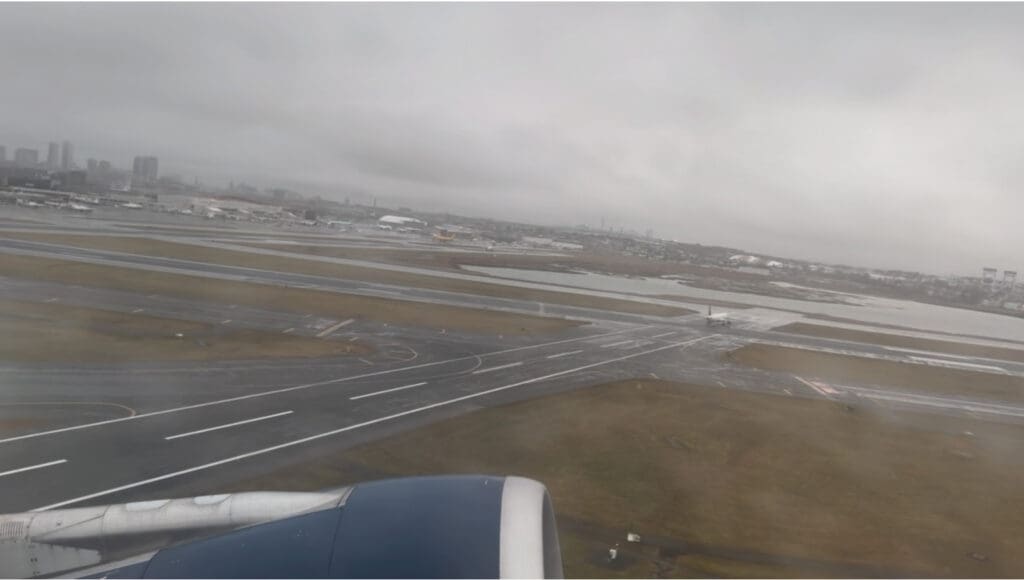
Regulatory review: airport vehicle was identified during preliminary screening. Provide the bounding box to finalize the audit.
[0,475,562,579]
[706,305,732,327]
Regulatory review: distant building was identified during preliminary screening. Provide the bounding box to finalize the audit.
[0,145,6,163]
[61,140,73,170]
[86,158,98,172]
[47,142,60,169]
[56,170,87,189]
[378,215,427,228]
[98,160,111,172]
[1005,271,1017,286]
[132,155,159,183]
[14,148,39,166]
[983,267,998,283]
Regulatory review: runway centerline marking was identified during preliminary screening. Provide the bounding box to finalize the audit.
[31,335,714,512]
[350,382,428,400]
[317,319,354,338]
[650,331,676,339]
[164,411,294,441]
[601,340,635,349]
[472,362,523,375]
[546,350,583,359]
[0,459,67,479]
[0,325,652,446]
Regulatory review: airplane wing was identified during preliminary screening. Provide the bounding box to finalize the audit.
[0,475,563,579]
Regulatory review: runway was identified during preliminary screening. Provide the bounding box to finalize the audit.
[3,222,1024,514]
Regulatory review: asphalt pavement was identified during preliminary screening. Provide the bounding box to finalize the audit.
[3,221,1024,514]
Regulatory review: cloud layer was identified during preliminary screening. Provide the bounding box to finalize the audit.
[2,3,1023,274]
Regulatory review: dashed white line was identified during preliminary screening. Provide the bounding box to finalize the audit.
[358,358,373,365]
[350,382,428,400]
[220,319,232,324]
[472,362,523,375]
[650,331,676,339]
[601,340,635,349]
[546,350,583,359]
[165,411,293,441]
[131,308,144,313]
[31,335,711,512]
[282,328,295,334]
[317,319,355,338]
[0,459,67,479]
[0,325,651,446]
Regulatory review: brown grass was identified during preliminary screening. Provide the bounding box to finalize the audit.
[775,322,1024,363]
[0,232,691,317]
[727,342,1024,402]
[0,253,579,336]
[182,380,1024,577]
[0,299,372,362]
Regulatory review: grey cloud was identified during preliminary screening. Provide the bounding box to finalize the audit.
[3,3,1024,274]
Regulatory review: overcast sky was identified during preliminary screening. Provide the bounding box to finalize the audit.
[2,3,1023,275]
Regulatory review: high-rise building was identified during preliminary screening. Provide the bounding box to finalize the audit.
[14,148,39,166]
[98,160,111,172]
[1004,271,1017,286]
[132,155,159,183]
[0,145,6,163]
[61,141,74,170]
[47,142,60,169]
[983,267,998,283]
[86,158,98,172]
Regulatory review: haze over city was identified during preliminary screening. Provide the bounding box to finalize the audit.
[2,3,1023,275]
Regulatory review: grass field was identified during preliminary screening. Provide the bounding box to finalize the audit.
[775,322,1024,363]
[190,380,1024,578]
[1,253,580,336]
[727,342,1024,402]
[0,232,691,317]
[242,240,764,281]
[0,299,372,363]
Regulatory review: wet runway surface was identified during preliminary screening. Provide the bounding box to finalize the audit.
[3,221,1024,513]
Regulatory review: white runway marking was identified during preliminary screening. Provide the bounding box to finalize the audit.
[472,362,523,375]
[282,328,295,334]
[317,319,354,338]
[358,358,373,365]
[31,334,712,512]
[650,331,676,339]
[844,385,1024,418]
[220,319,232,324]
[131,308,144,313]
[350,382,428,400]
[546,350,583,359]
[0,459,66,479]
[907,356,1008,374]
[165,411,293,441]
[0,325,651,446]
[601,340,635,349]
[796,377,838,397]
